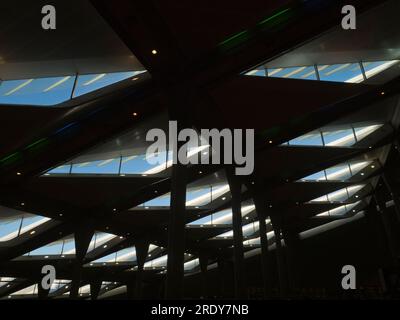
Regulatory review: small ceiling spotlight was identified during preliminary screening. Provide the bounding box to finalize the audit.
[371,165,375,169]
[132,112,138,117]
[16,172,22,176]
[132,77,139,81]
[268,140,273,144]
[151,49,158,55]
[30,230,36,235]
[222,197,226,201]
[20,202,25,206]
[381,91,385,95]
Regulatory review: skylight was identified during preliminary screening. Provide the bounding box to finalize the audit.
[24,236,75,256]
[315,201,361,217]
[0,208,51,242]
[136,183,230,208]
[244,60,399,83]
[283,124,382,147]
[300,160,372,182]
[188,204,255,226]
[309,185,365,203]
[0,70,146,106]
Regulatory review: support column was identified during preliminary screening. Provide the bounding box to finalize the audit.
[165,162,187,299]
[226,167,246,299]
[70,227,94,299]
[282,225,299,296]
[135,240,150,299]
[250,186,270,298]
[270,214,288,297]
[38,281,50,300]
[217,257,226,298]
[381,172,400,223]
[90,281,102,300]
[373,194,398,265]
[199,252,209,298]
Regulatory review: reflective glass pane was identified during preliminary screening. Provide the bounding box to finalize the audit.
[322,128,355,147]
[268,66,317,80]
[20,215,50,235]
[0,217,21,242]
[70,158,120,174]
[354,124,382,141]
[73,71,142,98]
[46,164,71,174]
[0,76,75,106]
[245,69,266,77]
[289,131,323,146]
[318,63,364,83]
[325,164,351,181]
[362,60,399,79]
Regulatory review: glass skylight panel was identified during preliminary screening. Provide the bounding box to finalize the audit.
[0,217,21,242]
[70,159,120,175]
[72,71,145,98]
[0,76,75,106]
[0,277,16,288]
[87,232,118,252]
[0,212,51,242]
[362,60,399,79]
[318,63,364,83]
[300,161,372,183]
[288,131,323,146]
[49,280,71,293]
[121,151,169,175]
[184,258,200,271]
[310,185,364,203]
[25,237,75,256]
[139,184,230,208]
[244,68,266,77]
[11,284,38,296]
[46,164,72,174]
[284,124,382,147]
[78,284,91,296]
[188,204,255,226]
[354,124,383,141]
[20,215,51,235]
[322,128,355,146]
[267,66,317,80]
[215,220,264,239]
[91,247,137,264]
[144,254,168,269]
[316,202,360,217]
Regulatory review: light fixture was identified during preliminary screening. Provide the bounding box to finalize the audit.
[245,217,249,220]
[59,213,63,217]
[44,256,49,259]
[199,171,202,174]
[360,172,365,176]
[21,202,25,206]
[113,208,117,212]
[103,245,107,248]
[268,140,273,144]
[152,49,158,55]
[222,197,226,201]
[30,230,36,235]
[132,77,139,81]
[16,172,21,176]
[381,91,385,95]
[371,165,375,169]
[133,112,138,117]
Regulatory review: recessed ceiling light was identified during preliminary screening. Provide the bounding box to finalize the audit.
[61,255,65,258]
[103,245,107,248]
[371,165,375,169]
[152,49,158,55]
[59,213,63,217]
[381,91,385,95]
[16,172,21,176]
[360,173,365,176]
[113,208,117,212]
[245,217,249,220]
[44,256,49,259]
[268,140,273,144]
[132,77,139,81]
[222,197,226,201]
[21,202,25,206]
[199,171,202,174]
[30,230,36,235]
[133,112,138,117]
[142,174,148,177]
